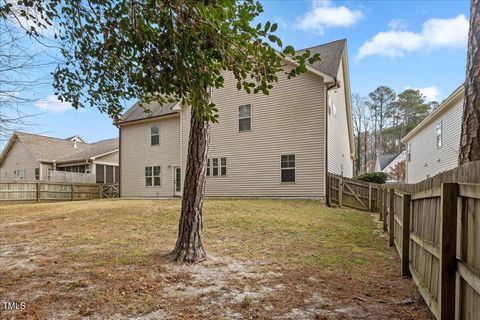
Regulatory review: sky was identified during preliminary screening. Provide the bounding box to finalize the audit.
[2,0,470,146]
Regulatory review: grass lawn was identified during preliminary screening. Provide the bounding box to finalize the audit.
[0,199,431,319]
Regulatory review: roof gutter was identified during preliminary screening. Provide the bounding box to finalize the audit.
[325,77,339,207]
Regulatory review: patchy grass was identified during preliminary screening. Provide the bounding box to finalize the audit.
[0,199,432,319]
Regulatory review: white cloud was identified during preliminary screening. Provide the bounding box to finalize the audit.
[298,0,363,34]
[358,15,469,59]
[388,18,408,31]
[416,86,440,101]
[404,86,440,101]
[35,95,72,113]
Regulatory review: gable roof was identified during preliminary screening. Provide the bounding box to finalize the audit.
[402,84,464,143]
[57,138,119,162]
[377,153,401,171]
[64,134,86,143]
[297,39,346,78]
[0,132,118,164]
[120,101,180,123]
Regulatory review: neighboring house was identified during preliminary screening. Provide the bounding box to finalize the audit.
[117,39,355,198]
[402,85,464,183]
[0,132,119,183]
[375,151,406,182]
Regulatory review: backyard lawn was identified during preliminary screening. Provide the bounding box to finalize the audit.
[0,199,431,319]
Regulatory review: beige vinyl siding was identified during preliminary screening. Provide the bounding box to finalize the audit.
[95,151,119,164]
[120,116,180,197]
[0,140,38,181]
[181,71,326,197]
[406,98,463,183]
[327,58,353,178]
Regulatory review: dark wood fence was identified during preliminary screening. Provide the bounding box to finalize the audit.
[376,161,480,320]
[327,173,380,212]
[0,182,120,202]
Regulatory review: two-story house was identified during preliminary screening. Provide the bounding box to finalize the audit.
[402,85,464,183]
[117,39,355,198]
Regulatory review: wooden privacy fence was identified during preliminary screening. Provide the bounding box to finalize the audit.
[327,172,380,212]
[377,160,480,320]
[0,181,120,202]
[49,171,95,183]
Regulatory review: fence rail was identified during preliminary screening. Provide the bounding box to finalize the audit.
[0,181,120,202]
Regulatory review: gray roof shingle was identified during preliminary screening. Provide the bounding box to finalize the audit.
[6,132,118,163]
[296,39,346,78]
[57,138,119,162]
[377,154,400,171]
[120,101,178,123]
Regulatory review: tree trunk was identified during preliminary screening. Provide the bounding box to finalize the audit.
[364,131,368,172]
[170,109,210,263]
[459,0,480,164]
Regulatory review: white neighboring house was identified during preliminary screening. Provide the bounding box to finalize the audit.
[375,151,406,182]
[0,132,119,183]
[402,85,464,183]
[117,39,355,198]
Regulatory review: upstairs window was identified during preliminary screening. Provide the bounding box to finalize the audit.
[281,154,296,183]
[407,143,411,162]
[35,168,40,180]
[436,121,442,148]
[239,104,251,131]
[151,124,160,146]
[145,166,161,186]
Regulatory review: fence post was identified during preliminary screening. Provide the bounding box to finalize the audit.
[339,175,343,208]
[401,192,411,277]
[389,189,395,246]
[368,184,372,212]
[379,187,383,221]
[377,187,380,214]
[383,188,388,231]
[439,183,458,320]
[36,181,40,203]
[71,183,74,201]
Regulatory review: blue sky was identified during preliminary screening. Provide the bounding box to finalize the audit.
[3,0,470,146]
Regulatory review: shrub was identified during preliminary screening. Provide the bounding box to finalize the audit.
[354,172,387,184]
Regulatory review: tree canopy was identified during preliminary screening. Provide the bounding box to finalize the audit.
[1,0,318,122]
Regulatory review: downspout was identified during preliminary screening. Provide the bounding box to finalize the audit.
[325,77,339,207]
[115,121,121,197]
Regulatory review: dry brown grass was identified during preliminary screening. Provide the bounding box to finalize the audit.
[0,199,432,319]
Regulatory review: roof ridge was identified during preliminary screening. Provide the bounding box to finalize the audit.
[15,131,117,145]
[15,131,87,144]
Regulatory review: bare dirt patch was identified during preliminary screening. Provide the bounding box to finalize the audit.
[0,199,433,319]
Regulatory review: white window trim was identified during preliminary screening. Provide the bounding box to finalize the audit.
[207,157,227,178]
[280,154,296,184]
[145,165,161,187]
[436,120,443,149]
[151,124,160,146]
[212,158,219,177]
[220,157,227,177]
[238,104,252,132]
